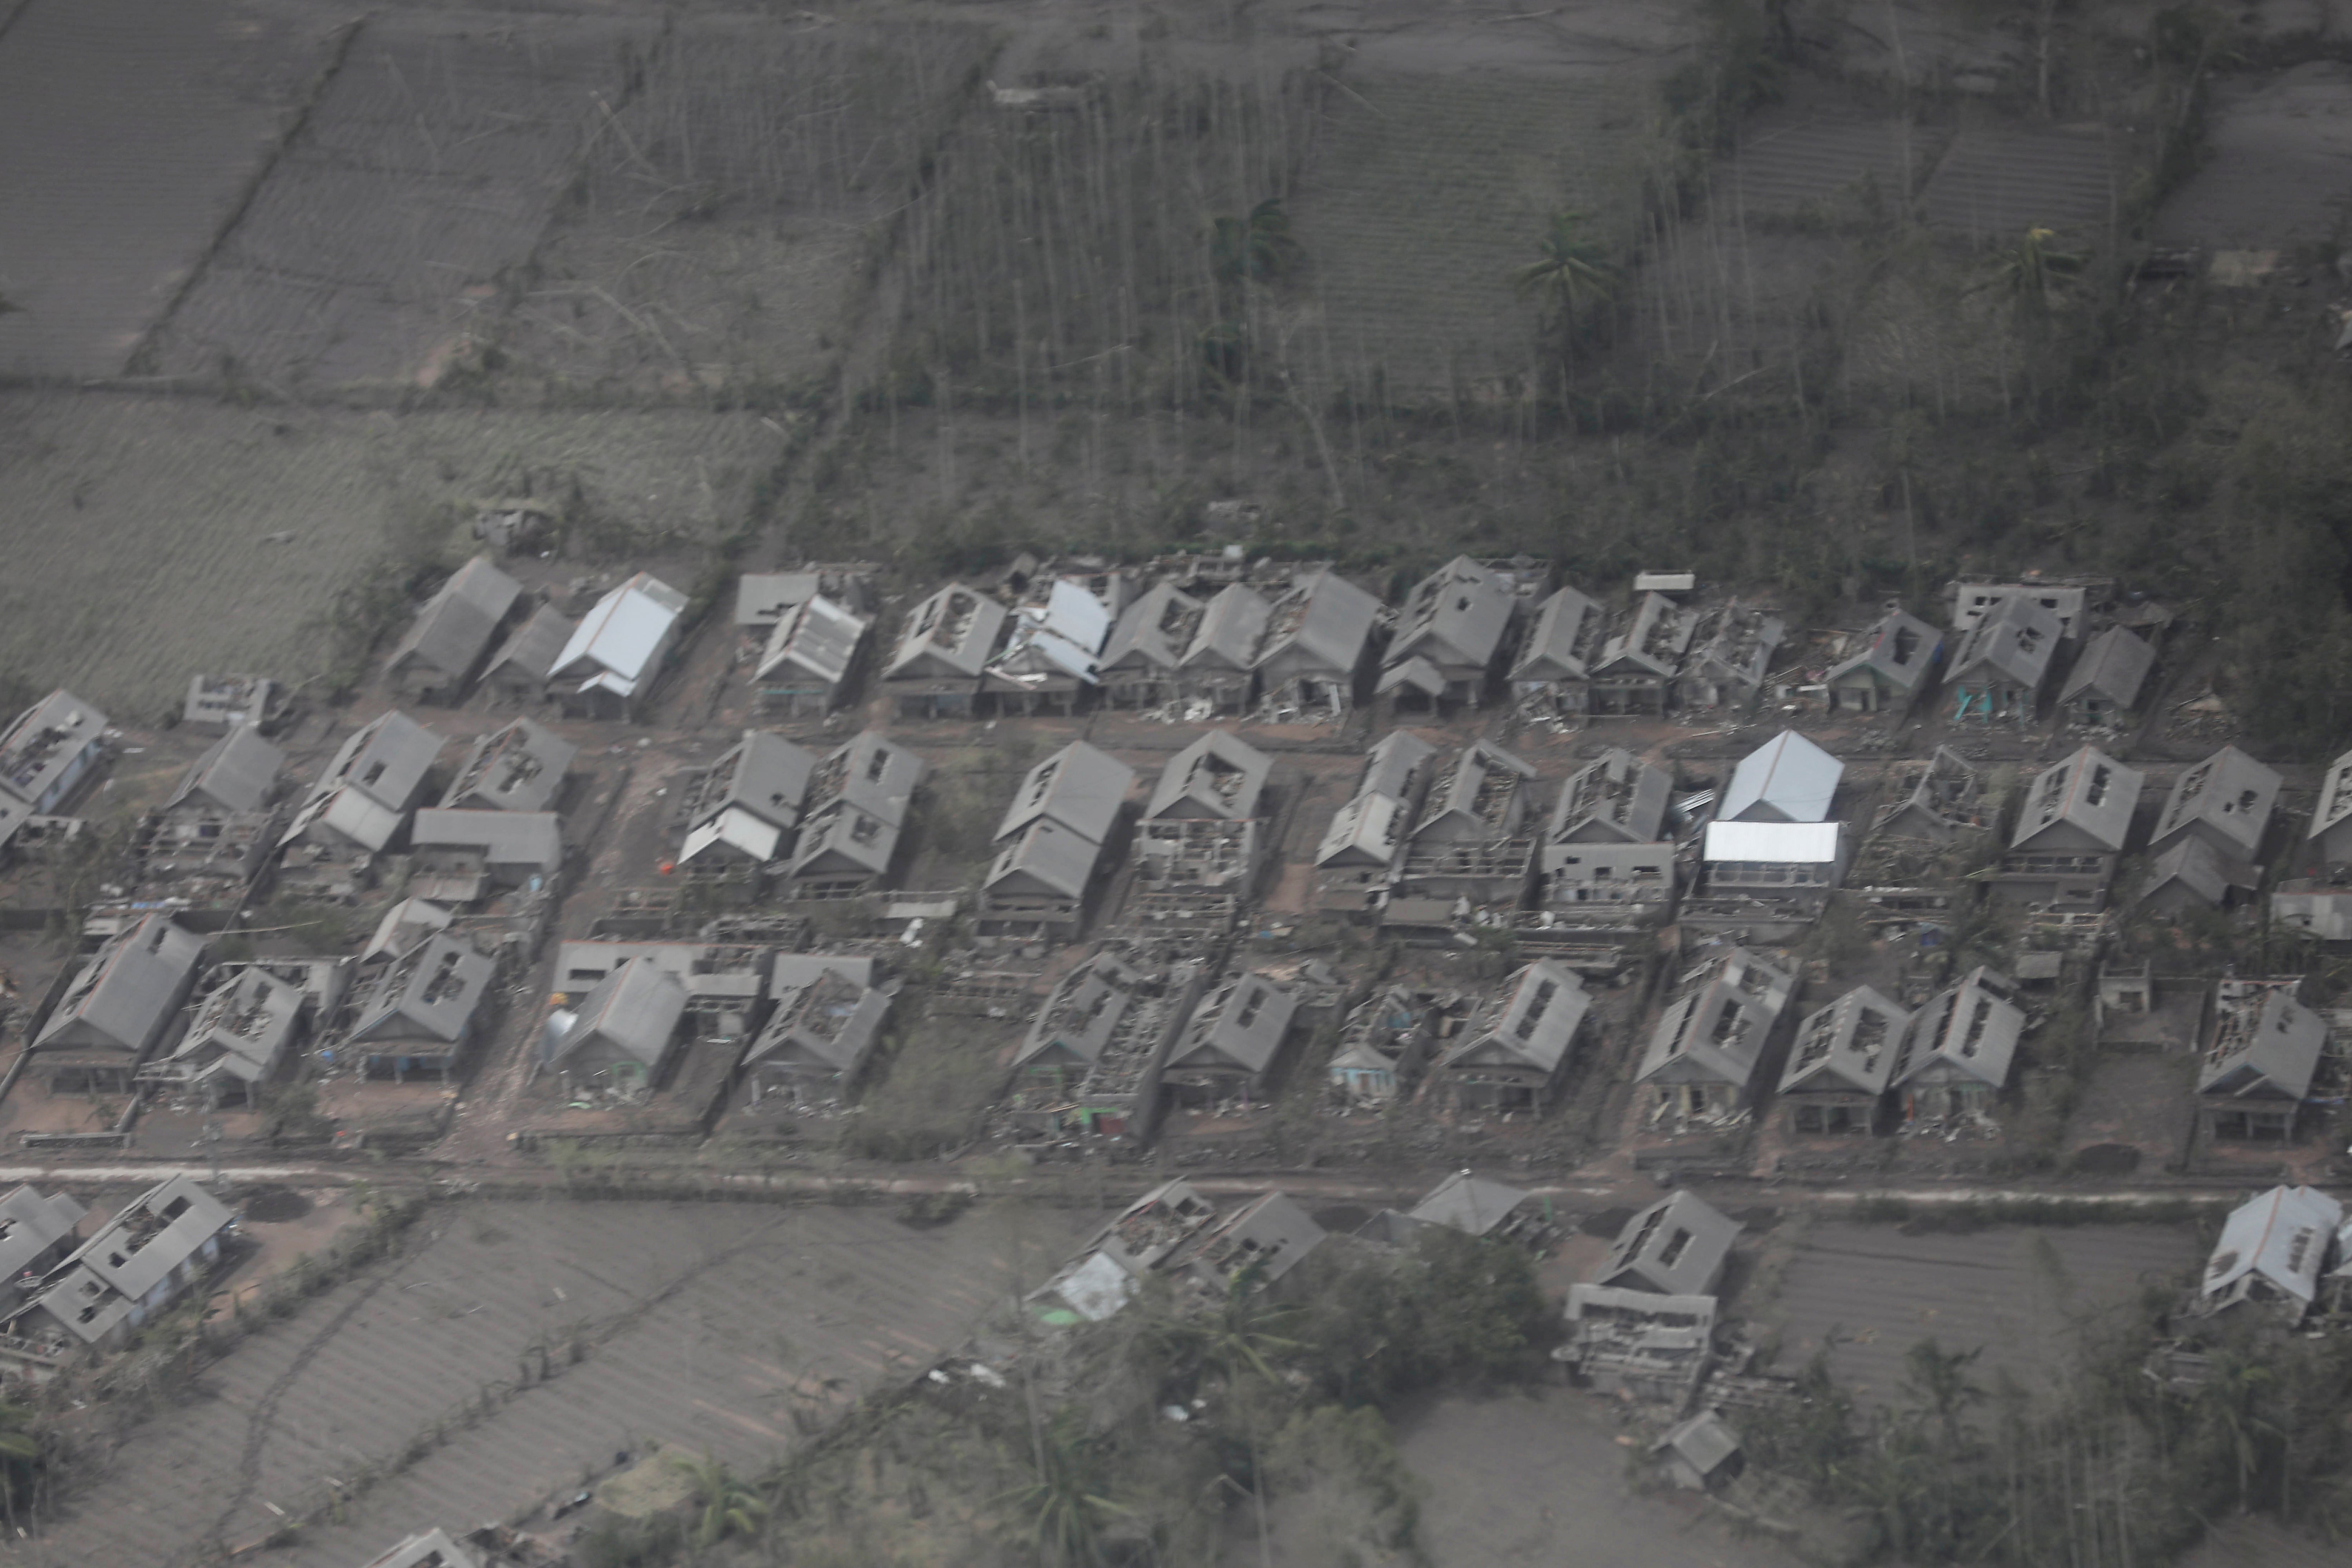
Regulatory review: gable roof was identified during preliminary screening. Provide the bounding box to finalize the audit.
[2314,748,2352,846]
[1510,584,1604,682]
[1360,730,1439,801]
[1413,740,1537,840]
[1779,984,1909,1097]
[546,956,688,1068]
[1825,610,1941,693]
[2013,745,2142,852]
[1100,582,1206,672]
[985,818,1106,900]
[348,933,494,1044]
[1405,1172,1532,1238]
[1388,556,1514,670]
[691,730,818,833]
[996,740,1134,847]
[2141,836,2256,909]
[1256,570,1379,675]
[1893,966,2025,1090]
[2202,1185,2342,1309]
[1949,594,2062,689]
[411,809,563,870]
[1315,789,1410,868]
[1719,730,1842,824]
[441,718,575,813]
[1636,947,1796,1089]
[169,724,285,815]
[1182,583,1273,669]
[789,799,903,879]
[2151,745,2278,858]
[551,572,688,690]
[1595,1190,1742,1296]
[1593,593,1693,679]
[387,555,521,679]
[483,601,576,685]
[884,584,1008,681]
[1178,1191,1328,1287]
[58,1174,233,1314]
[2201,985,2325,1100]
[1548,748,1671,844]
[757,594,869,688]
[34,915,205,1056]
[307,710,443,816]
[1168,972,1298,1075]
[805,731,924,829]
[1438,960,1589,1075]
[0,1187,85,1279]
[0,688,106,810]
[1146,730,1270,820]
[1015,953,1149,1068]
[743,967,890,1076]
[2060,624,2155,708]
[166,965,304,1083]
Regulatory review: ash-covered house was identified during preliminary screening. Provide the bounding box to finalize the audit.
[1393,740,1540,909]
[1992,745,2143,911]
[409,810,562,900]
[1719,730,1842,824]
[32,914,206,1092]
[784,731,926,898]
[1777,985,1909,1134]
[1507,584,1605,718]
[2198,980,2326,1142]
[1254,570,1381,719]
[2196,1185,2342,1321]
[882,583,1009,719]
[549,572,690,720]
[1823,609,1942,714]
[740,956,889,1106]
[1161,970,1300,1109]
[755,594,871,717]
[2059,625,2155,728]
[0,688,107,853]
[481,602,576,708]
[1377,556,1515,710]
[2149,745,2278,874]
[384,555,523,704]
[1593,1190,1742,1297]
[8,1175,232,1357]
[1874,747,1988,842]
[0,1187,87,1316]
[1634,946,1797,1122]
[980,741,1133,940]
[674,730,817,890]
[1372,1170,1546,1245]
[277,710,444,898]
[347,931,495,1080]
[1326,983,1461,1107]
[985,579,1114,716]
[1950,578,2094,639]
[183,674,282,732]
[2140,838,2261,916]
[143,964,307,1105]
[1677,599,1785,713]
[1585,593,1693,717]
[1172,1191,1328,1292]
[541,954,690,1091]
[1946,595,2063,724]
[1097,583,1206,709]
[1690,820,1845,937]
[1314,731,1437,916]
[1132,730,1272,926]
[440,719,574,815]
[1174,583,1272,715]
[1003,953,1191,1139]
[1536,749,1677,922]
[2310,746,2352,872]
[1426,959,1591,1114]
[734,566,877,639]
[1891,965,2026,1124]
[124,724,287,920]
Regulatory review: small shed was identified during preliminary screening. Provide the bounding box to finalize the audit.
[2059,625,2154,726]
[1653,1409,1744,1492]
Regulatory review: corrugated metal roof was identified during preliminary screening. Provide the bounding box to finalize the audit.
[2059,624,2154,706]
[412,808,563,869]
[1824,610,1941,693]
[1439,959,1590,1074]
[1597,1190,1741,1295]
[885,584,1008,680]
[170,724,283,815]
[349,932,493,1044]
[1100,582,1204,671]
[2013,745,2141,852]
[757,594,868,688]
[1183,583,1273,668]
[552,572,686,685]
[1360,730,1437,801]
[441,718,575,813]
[1387,556,1513,671]
[995,740,1133,847]
[1510,584,1602,681]
[66,1174,233,1310]
[549,955,688,1067]
[699,730,818,831]
[809,731,924,828]
[2200,986,2325,1099]
[2203,1185,2341,1306]
[1950,595,2062,690]
[1702,819,1840,863]
[1256,571,1378,675]
[0,688,106,809]
[789,801,902,878]
[485,601,575,684]
[1895,967,2025,1090]
[1145,729,1271,820]
[34,913,204,1056]
[1720,730,1842,823]
[986,818,1104,900]
[1780,984,1909,1096]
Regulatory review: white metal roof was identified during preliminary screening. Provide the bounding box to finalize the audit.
[1720,730,1842,822]
[1702,820,1841,862]
[554,574,684,684]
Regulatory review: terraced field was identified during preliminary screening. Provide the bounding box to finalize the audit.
[0,395,786,718]
[16,1198,1094,1568]
[1726,113,1949,216]
[1919,125,2122,243]
[1290,74,1656,400]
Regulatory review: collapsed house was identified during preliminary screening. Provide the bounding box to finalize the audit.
[1426,959,1591,1114]
[1131,730,1271,929]
[0,1187,87,1317]
[1508,584,1604,717]
[2311,746,2352,871]
[980,741,1134,939]
[1325,983,1459,1106]
[1822,609,1942,714]
[1946,595,2063,724]
[1162,970,1300,1108]
[2059,625,2156,727]
[1097,583,1206,709]
[346,931,496,1080]
[1992,745,2143,911]
[2198,980,2325,1142]
[740,956,890,1105]
[7,1175,233,1359]
[549,572,689,720]
[1586,593,1691,716]
[1689,820,1844,936]
[0,688,107,855]
[1361,1170,1544,1246]
[103,724,289,925]
[882,583,1009,718]
[183,674,283,732]
[1253,570,1379,718]
[755,594,871,716]
[140,963,309,1105]
[384,556,523,704]
[1778,985,1909,1134]
[986,579,1114,715]
[1005,952,1194,1137]
[1874,748,1987,842]
[1378,556,1515,709]
[1537,748,1676,924]
[1559,1285,1717,1402]
[1313,730,1438,916]
[277,710,444,897]
[440,719,575,814]
[32,914,206,1091]
[1677,599,1785,712]
[1891,966,2026,1124]
[1393,740,1539,909]
[2196,1185,2342,1321]
[1635,947,1797,1122]
[480,602,576,708]
[784,731,926,898]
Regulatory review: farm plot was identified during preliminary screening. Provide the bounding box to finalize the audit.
[1724,112,1949,216]
[1753,1218,2198,1410]
[2153,62,2352,252]
[493,15,989,401]
[0,0,330,380]
[140,9,657,392]
[0,394,785,718]
[14,1198,1095,1568]
[1288,75,1658,401]
[1918,125,2122,244]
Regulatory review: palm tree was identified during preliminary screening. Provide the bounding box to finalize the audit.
[1975,226,2083,316]
[1510,211,1618,365]
[1152,1267,1304,1392]
[664,1449,768,1548]
[1002,1406,1127,1567]
[1212,200,1300,287]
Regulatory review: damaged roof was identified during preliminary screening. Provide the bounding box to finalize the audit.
[1595,1190,1742,1296]
[441,718,575,813]
[1182,583,1274,670]
[885,583,1009,681]
[1387,556,1514,672]
[757,595,870,688]
[1825,610,1942,694]
[1169,972,1298,1076]
[1510,584,1604,682]
[1404,1171,1532,1238]
[1548,748,1671,845]
[1437,960,1590,1076]
[2203,1185,2342,1310]
[2201,986,2325,1101]
[2013,745,2142,853]
[1893,966,2025,1091]
[411,808,563,870]
[1100,582,1207,673]
[2152,745,2279,859]
[1779,984,1910,1098]
[0,688,106,811]
[1147,730,1271,821]
[996,740,1134,847]
[348,933,494,1044]
[546,955,688,1069]
[985,818,1106,901]
[1636,947,1796,1091]
[1949,594,2063,691]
